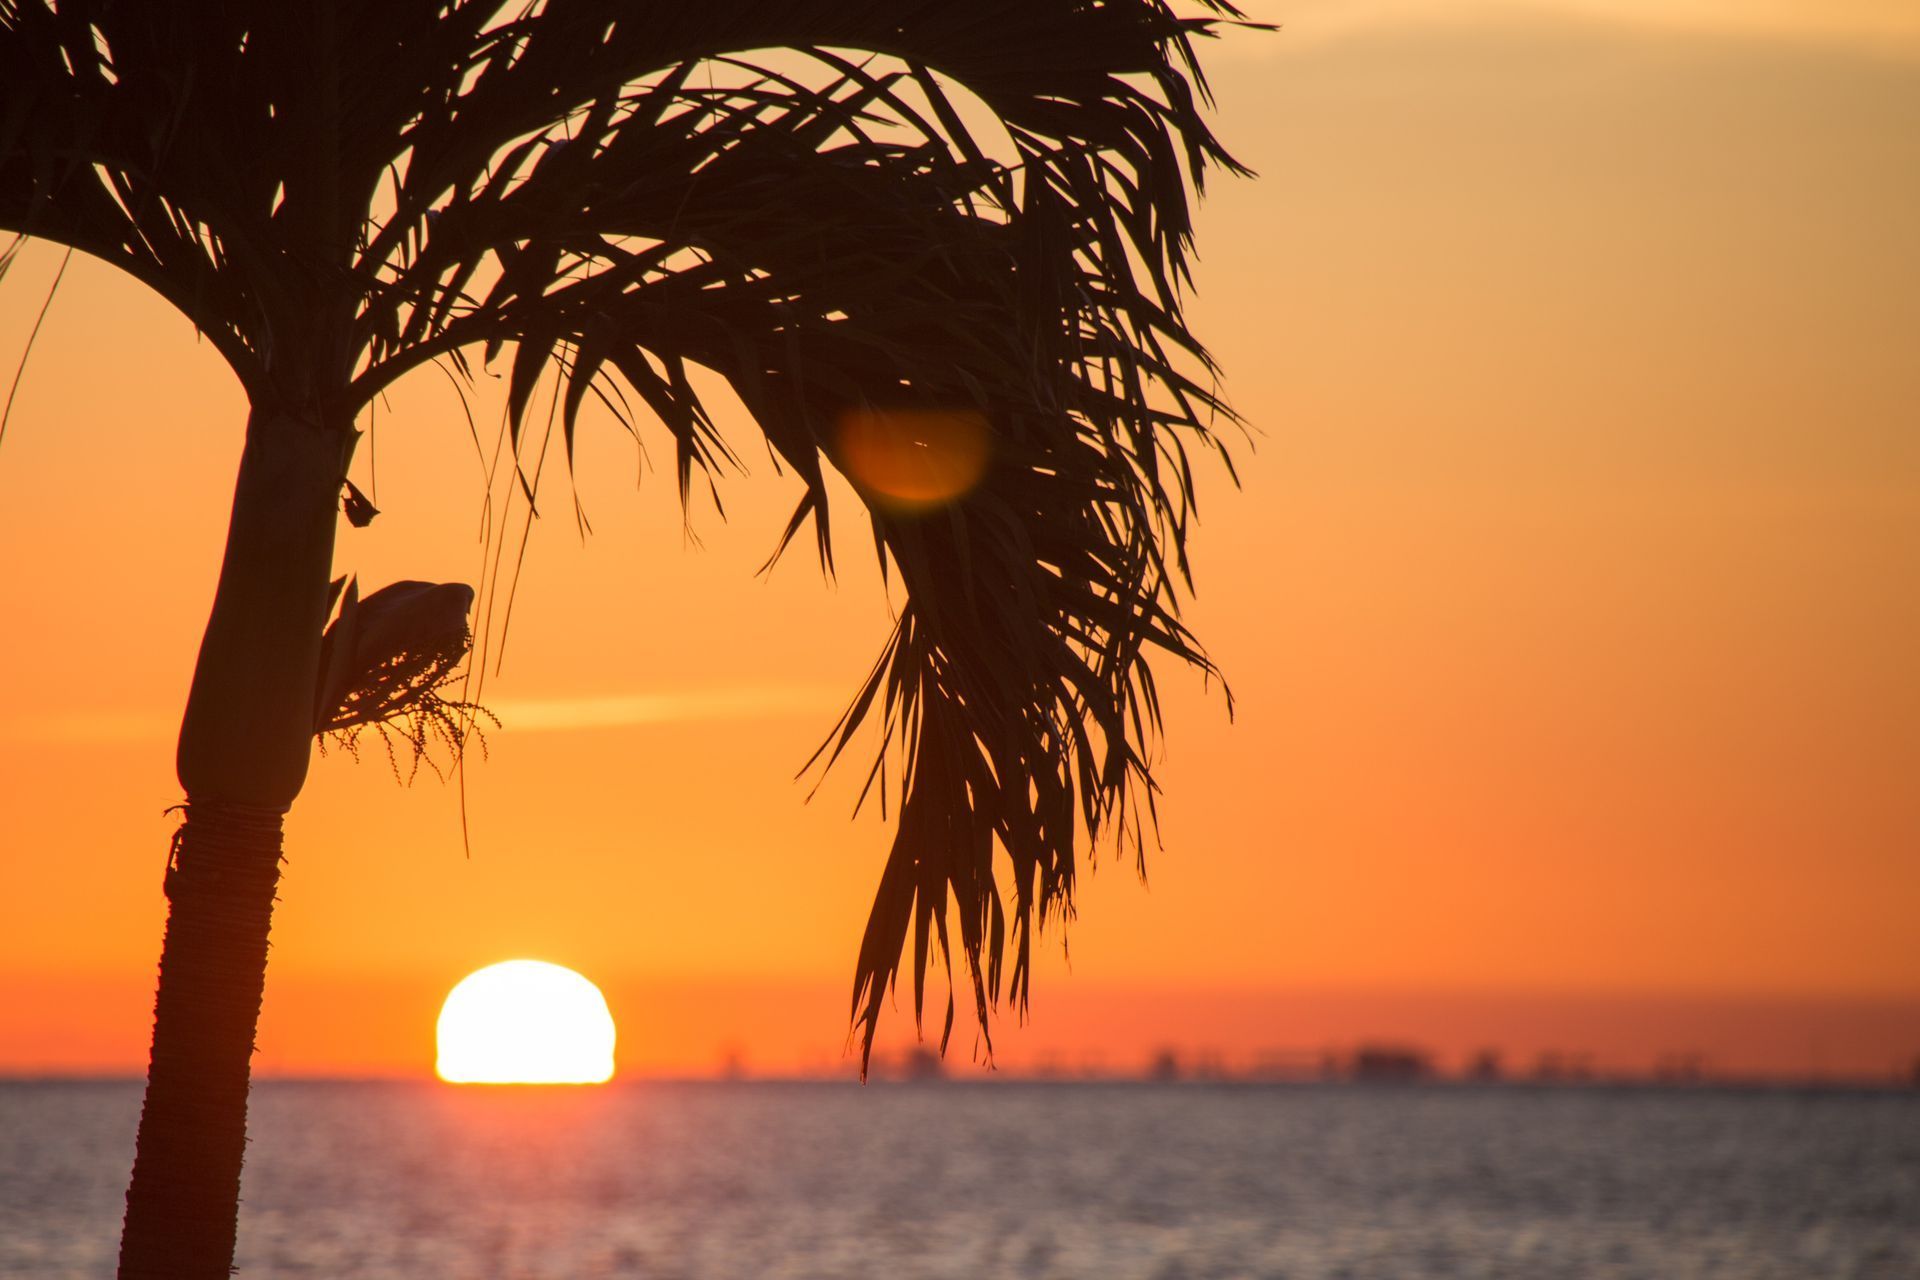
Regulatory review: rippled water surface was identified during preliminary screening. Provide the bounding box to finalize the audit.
[3,1080,1916,1278]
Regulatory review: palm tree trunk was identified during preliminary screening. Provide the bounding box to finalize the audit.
[118,407,354,1280]
[117,802,287,1280]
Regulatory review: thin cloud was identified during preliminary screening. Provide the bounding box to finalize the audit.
[486,685,845,733]
[4,709,176,744]
[1217,0,1920,58]
[3,685,846,744]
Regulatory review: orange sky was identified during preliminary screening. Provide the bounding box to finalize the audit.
[2,2,1916,1081]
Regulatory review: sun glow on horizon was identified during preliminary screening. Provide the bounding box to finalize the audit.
[436,960,616,1085]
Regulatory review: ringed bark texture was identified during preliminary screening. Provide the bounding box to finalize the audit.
[117,802,286,1280]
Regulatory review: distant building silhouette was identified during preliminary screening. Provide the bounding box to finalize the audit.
[1350,1044,1433,1083]
[899,1046,944,1082]
[1654,1052,1707,1084]
[1251,1049,1323,1081]
[1190,1049,1228,1081]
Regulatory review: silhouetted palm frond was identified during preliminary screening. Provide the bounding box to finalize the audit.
[1,0,1253,1071]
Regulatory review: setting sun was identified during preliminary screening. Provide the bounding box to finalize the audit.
[435,961,617,1085]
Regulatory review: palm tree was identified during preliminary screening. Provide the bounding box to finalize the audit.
[0,2,1248,1275]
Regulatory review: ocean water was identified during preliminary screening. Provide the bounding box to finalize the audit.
[1,1080,1915,1279]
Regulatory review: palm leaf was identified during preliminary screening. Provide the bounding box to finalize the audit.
[1,0,1258,1074]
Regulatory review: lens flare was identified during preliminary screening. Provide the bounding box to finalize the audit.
[835,406,991,512]
[435,960,616,1084]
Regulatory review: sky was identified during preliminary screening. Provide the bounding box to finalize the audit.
[1,1,1916,1081]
